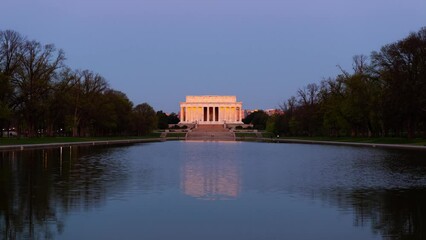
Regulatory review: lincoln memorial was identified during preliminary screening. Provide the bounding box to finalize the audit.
[180,95,243,124]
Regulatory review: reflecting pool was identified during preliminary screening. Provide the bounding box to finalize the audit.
[1,141,426,239]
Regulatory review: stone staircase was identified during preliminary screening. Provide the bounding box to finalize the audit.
[186,125,235,141]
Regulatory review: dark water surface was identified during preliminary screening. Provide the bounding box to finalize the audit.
[1,141,426,240]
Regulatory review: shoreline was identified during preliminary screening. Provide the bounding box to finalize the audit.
[0,137,183,151]
[236,137,426,151]
[1,136,426,151]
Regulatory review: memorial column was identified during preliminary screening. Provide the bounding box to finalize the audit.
[183,107,186,122]
[235,106,239,122]
[207,106,210,122]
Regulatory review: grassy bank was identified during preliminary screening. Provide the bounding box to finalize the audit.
[0,133,162,145]
[235,132,258,138]
[165,132,187,138]
[240,131,426,146]
[274,136,426,146]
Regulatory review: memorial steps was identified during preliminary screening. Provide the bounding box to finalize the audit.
[185,125,235,141]
[191,125,228,132]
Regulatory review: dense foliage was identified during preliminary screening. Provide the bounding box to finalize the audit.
[259,27,426,138]
[0,30,159,137]
[242,110,269,130]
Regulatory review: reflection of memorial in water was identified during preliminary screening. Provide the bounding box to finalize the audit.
[181,156,240,200]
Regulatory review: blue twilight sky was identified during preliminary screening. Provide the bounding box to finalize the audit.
[1,0,425,113]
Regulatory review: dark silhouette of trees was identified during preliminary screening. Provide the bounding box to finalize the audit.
[0,30,24,135]
[243,110,269,130]
[132,103,157,136]
[104,90,134,135]
[266,113,286,135]
[156,111,169,129]
[271,27,426,138]
[296,83,322,136]
[0,29,159,137]
[372,27,426,138]
[13,40,65,136]
[167,112,180,124]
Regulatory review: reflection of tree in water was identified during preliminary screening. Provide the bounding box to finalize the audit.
[243,147,426,240]
[0,145,130,240]
[349,151,426,240]
[320,152,426,240]
[330,189,426,240]
[302,187,426,240]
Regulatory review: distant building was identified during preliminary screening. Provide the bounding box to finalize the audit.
[244,108,284,118]
[243,109,257,118]
[264,109,284,116]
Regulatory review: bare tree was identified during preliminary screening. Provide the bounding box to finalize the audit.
[0,30,25,134]
[352,55,369,74]
[0,30,24,75]
[13,40,65,136]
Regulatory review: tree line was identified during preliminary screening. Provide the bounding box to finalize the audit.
[3,27,425,138]
[0,29,176,137]
[246,27,426,138]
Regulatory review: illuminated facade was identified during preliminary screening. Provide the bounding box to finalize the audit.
[180,96,243,124]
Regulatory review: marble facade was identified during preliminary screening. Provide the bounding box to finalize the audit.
[180,96,243,124]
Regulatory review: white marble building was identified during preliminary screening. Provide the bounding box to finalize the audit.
[180,96,243,124]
